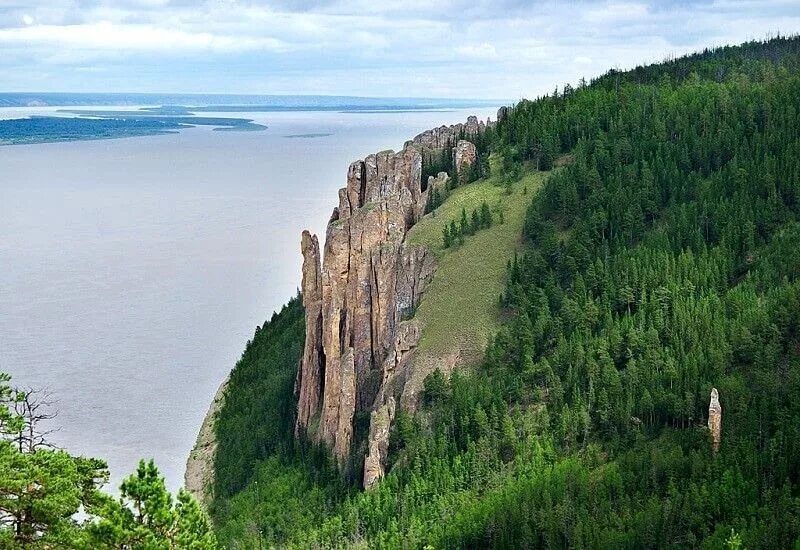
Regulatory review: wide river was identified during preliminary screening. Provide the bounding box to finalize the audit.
[0,107,497,492]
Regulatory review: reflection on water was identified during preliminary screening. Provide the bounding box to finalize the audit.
[0,107,496,492]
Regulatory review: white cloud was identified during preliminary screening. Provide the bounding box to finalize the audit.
[0,0,798,97]
[455,42,498,59]
[0,21,288,53]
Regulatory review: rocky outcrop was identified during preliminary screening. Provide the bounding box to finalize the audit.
[296,231,324,434]
[708,388,722,453]
[185,376,228,507]
[453,140,478,181]
[295,116,487,486]
[295,147,434,465]
[406,115,486,151]
[363,397,395,488]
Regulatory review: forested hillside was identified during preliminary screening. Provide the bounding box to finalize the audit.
[211,36,800,548]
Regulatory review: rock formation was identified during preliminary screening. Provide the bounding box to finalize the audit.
[708,388,722,453]
[295,231,323,435]
[295,117,488,487]
[185,376,228,507]
[497,105,512,122]
[453,139,478,180]
[406,115,486,151]
[363,397,395,488]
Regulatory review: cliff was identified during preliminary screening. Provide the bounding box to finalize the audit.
[184,376,228,506]
[295,116,490,487]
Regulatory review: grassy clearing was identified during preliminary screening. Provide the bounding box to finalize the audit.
[408,170,546,361]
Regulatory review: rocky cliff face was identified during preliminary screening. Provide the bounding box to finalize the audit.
[405,115,486,151]
[295,117,488,487]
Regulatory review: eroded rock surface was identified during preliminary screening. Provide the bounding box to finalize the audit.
[453,139,478,180]
[708,388,722,453]
[406,115,486,151]
[296,231,323,434]
[363,397,396,489]
[295,117,487,486]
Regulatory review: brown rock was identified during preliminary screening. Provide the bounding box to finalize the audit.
[295,231,323,437]
[708,388,722,453]
[453,139,478,181]
[363,398,396,489]
[295,116,487,486]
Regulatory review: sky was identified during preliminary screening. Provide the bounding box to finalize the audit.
[0,0,798,99]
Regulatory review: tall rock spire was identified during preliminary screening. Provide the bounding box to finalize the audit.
[295,231,323,435]
[708,388,722,453]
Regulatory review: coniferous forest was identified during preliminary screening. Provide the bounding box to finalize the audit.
[4,35,800,549]
[210,36,800,548]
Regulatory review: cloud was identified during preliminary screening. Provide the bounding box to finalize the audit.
[0,0,797,98]
[455,42,498,60]
[0,21,288,53]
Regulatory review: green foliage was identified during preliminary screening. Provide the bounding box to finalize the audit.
[213,296,305,498]
[85,460,217,549]
[212,36,800,548]
[441,200,494,248]
[0,373,215,549]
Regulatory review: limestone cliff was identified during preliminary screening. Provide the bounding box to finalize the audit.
[295,117,488,487]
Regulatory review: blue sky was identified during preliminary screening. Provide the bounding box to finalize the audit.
[0,1,798,99]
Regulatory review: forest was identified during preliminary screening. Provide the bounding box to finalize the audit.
[6,34,800,549]
[0,371,217,548]
[210,36,800,548]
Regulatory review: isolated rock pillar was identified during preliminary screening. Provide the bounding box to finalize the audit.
[708,388,722,453]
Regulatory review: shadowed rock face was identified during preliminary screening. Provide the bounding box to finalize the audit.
[295,117,488,487]
[708,388,722,453]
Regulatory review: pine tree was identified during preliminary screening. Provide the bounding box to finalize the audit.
[480,201,493,228]
[460,208,469,236]
[470,209,481,235]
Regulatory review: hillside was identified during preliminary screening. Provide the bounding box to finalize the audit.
[208,36,800,548]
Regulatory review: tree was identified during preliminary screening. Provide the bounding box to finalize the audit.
[470,209,481,235]
[480,201,493,228]
[86,460,217,549]
[460,208,469,237]
[442,225,452,248]
[0,373,216,549]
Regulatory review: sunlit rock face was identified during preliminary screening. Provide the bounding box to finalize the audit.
[708,388,722,453]
[295,118,487,486]
[453,139,478,181]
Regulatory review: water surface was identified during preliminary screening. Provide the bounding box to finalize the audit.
[0,107,496,492]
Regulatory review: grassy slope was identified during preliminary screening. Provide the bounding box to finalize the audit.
[408,170,545,363]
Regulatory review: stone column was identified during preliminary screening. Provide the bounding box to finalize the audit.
[708,388,722,453]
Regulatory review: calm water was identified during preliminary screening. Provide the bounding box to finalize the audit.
[0,107,496,492]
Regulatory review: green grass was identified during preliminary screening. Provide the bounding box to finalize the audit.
[408,170,546,362]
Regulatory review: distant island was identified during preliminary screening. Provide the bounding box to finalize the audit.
[0,97,502,146]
